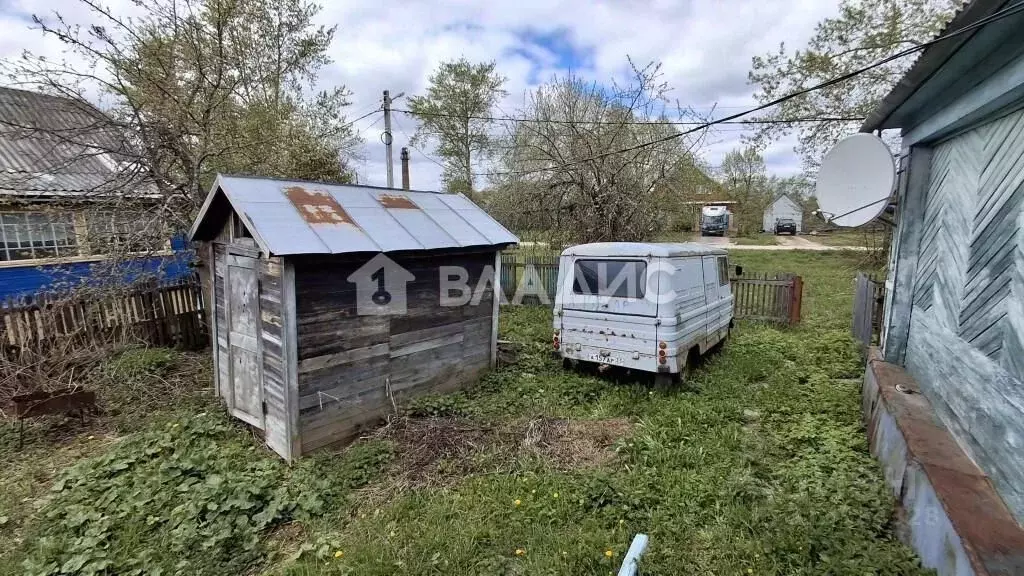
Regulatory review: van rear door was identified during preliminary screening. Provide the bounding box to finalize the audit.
[560,257,658,316]
[701,256,720,347]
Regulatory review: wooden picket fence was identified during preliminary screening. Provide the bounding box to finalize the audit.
[730,273,803,326]
[0,277,207,357]
[500,254,560,304]
[852,272,885,352]
[499,254,803,326]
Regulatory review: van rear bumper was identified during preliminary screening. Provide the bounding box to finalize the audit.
[558,342,675,374]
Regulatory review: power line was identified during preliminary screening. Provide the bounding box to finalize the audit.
[347,106,383,126]
[396,108,864,126]
[392,115,446,171]
[359,113,385,137]
[470,2,1024,178]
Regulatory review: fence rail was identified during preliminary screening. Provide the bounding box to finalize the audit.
[852,272,884,352]
[1,277,207,356]
[730,273,803,326]
[500,255,803,326]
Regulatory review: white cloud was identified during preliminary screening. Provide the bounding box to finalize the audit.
[0,0,843,188]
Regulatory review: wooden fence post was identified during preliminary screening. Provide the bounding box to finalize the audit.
[788,276,803,326]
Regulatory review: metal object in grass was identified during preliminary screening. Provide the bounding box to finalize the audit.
[11,388,96,448]
[617,533,649,576]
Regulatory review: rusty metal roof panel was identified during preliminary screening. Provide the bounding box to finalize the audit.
[190,174,519,255]
[236,202,329,253]
[417,209,491,246]
[387,208,458,250]
[341,206,421,252]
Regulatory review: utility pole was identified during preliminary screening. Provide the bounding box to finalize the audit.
[383,90,394,188]
[382,89,405,188]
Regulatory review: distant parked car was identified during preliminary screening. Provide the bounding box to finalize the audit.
[774,218,797,235]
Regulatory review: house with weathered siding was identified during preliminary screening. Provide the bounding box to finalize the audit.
[0,87,189,299]
[859,1,1024,574]
[189,175,518,460]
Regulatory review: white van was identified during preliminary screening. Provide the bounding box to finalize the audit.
[552,242,736,385]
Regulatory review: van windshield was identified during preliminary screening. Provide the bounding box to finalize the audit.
[572,259,646,298]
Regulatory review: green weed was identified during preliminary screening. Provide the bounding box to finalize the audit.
[3,250,923,576]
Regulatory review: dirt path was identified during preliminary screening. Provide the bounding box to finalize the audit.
[689,234,868,251]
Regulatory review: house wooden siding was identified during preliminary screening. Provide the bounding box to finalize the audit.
[896,107,1024,518]
[291,250,495,453]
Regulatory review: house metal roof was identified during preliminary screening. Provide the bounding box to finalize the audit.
[189,174,519,256]
[561,242,727,258]
[0,87,139,196]
[861,0,1012,132]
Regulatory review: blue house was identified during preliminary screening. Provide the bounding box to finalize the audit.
[0,87,190,300]
[860,1,1024,574]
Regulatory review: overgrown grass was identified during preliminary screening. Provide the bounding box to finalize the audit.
[2,251,919,576]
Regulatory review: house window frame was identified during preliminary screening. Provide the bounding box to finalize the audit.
[0,210,80,262]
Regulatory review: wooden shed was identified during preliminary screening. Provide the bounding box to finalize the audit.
[189,175,518,460]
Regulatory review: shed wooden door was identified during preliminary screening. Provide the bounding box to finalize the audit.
[227,253,264,429]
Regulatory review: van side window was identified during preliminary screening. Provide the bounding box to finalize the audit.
[717,257,729,286]
[572,259,647,298]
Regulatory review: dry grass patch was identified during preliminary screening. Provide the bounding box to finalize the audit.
[369,415,632,488]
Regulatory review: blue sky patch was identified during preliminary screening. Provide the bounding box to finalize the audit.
[508,27,595,84]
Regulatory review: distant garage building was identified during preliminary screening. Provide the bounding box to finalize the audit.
[762,195,803,233]
[189,175,518,460]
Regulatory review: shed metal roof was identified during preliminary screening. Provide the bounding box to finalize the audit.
[561,242,727,258]
[189,174,519,256]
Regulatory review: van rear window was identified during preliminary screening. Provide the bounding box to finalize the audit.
[572,260,646,298]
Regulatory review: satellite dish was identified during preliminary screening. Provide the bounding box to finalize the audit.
[815,133,896,227]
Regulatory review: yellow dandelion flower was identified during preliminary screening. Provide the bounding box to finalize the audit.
[604,549,614,558]
[514,499,522,506]
[334,550,344,559]
[515,548,526,557]
[552,492,559,498]
[747,569,753,575]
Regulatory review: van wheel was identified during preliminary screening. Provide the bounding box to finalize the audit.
[562,358,575,370]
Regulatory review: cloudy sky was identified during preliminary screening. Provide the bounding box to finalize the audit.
[0,0,843,190]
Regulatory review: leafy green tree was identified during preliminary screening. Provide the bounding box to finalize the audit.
[748,0,959,172]
[407,59,507,196]
[490,61,706,243]
[6,0,359,228]
[719,147,771,235]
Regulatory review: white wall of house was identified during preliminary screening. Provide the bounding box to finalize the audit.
[762,195,803,232]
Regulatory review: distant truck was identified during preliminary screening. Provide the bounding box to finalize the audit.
[700,205,730,236]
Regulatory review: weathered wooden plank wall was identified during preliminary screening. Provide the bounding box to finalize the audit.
[292,249,496,453]
[213,245,230,401]
[901,108,1024,522]
[258,257,291,459]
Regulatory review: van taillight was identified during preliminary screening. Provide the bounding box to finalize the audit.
[553,333,560,349]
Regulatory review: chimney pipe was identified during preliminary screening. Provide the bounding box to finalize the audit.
[400,147,410,190]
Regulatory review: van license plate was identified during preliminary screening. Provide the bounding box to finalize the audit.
[589,353,621,365]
